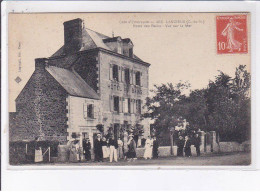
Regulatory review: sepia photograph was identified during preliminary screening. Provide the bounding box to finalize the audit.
[8,12,251,167]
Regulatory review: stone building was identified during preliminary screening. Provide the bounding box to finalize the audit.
[10,18,151,147]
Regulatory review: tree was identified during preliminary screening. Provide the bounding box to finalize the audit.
[144,65,250,146]
[143,82,190,152]
[203,65,250,143]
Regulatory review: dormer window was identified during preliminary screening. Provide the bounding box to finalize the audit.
[129,48,133,58]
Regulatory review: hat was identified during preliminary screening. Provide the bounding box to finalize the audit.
[97,133,101,137]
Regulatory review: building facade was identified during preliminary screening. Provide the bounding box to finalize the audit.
[10,18,151,147]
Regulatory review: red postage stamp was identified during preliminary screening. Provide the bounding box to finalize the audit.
[216,15,248,54]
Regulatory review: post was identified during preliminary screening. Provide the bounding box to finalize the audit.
[25,144,28,154]
[48,147,51,162]
[170,133,173,155]
[169,127,174,156]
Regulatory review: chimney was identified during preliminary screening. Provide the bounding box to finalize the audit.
[35,58,48,71]
[63,18,83,54]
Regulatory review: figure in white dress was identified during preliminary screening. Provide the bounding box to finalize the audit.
[221,17,244,52]
[101,137,110,159]
[143,136,153,159]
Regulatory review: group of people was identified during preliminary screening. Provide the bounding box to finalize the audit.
[67,133,160,163]
[176,133,201,157]
[91,134,122,163]
[92,133,157,162]
[33,132,202,163]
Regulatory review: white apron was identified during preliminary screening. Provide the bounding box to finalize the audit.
[102,146,109,158]
[35,148,43,163]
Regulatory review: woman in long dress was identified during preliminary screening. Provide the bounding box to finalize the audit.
[69,139,80,162]
[143,136,153,159]
[34,136,43,163]
[117,137,124,159]
[102,137,109,159]
[127,134,137,162]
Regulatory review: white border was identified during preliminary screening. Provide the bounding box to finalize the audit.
[2,1,260,190]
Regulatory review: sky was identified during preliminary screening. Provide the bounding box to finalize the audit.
[8,13,251,112]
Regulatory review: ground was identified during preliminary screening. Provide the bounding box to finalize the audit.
[26,152,251,166]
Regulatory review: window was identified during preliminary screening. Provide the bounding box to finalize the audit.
[129,48,133,58]
[84,104,94,119]
[124,98,131,113]
[114,96,120,113]
[136,99,142,114]
[128,98,131,113]
[124,68,130,84]
[135,71,141,86]
[87,104,94,118]
[112,65,119,81]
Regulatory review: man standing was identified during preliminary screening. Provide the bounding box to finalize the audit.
[108,135,118,162]
[83,138,91,161]
[94,133,103,162]
[184,136,192,157]
[152,136,159,159]
[194,133,201,156]
[176,136,184,157]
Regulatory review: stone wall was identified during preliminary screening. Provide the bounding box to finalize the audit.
[10,58,68,142]
[73,51,99,93]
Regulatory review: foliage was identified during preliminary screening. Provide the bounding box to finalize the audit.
[96,124,104,133]
[144,65,250,143]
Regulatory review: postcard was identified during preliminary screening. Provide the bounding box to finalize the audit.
[8,12,251,167]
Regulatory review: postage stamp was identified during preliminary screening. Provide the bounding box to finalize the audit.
[216,15,248,54]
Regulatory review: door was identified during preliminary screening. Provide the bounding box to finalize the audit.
[113,123,120,140]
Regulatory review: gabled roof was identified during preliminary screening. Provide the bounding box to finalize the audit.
[51,27,142,61]
[46,66,100,100]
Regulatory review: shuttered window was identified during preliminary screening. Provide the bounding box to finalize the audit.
[83,103,94,119]
[113,96,120,113]
[136,71,141,86]
[136,99,142,114]
[112,65,119,81]
[124,68,130,84]
[87,104,94,119]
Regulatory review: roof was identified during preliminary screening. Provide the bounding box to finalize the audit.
[51,27,143,61]
[103,36,122,43]
[46,66,100,99]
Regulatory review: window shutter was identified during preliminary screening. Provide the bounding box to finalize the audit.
[140,72,143,87]
[122,98,125,113]
[122,67,125,83]
[133,99,136,114]
[130,70,133,84]
[129,99,132,113]
[133,70,136,85]
[109,64,113,80]
[93,104,97,118]
[109,95,113,112]
[118,66,121,82]
[119,97,122,113]
[83,104,88,119]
